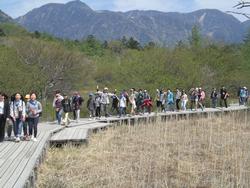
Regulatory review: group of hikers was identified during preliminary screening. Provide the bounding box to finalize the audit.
[53,86,249,124]
[0,92,42,143]
[0,85,248,143]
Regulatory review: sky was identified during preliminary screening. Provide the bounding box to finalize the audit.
[0,0,248,21]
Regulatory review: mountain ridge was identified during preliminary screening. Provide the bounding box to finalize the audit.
[15,0,250,45]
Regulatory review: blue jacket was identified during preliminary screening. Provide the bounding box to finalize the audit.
[167,92,174,104]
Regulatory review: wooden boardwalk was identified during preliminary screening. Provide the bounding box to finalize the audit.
[0,123,62,188]
[50,122,109,145]
[0,105,248,188]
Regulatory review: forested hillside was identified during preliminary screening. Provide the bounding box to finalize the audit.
[0,22,249,98]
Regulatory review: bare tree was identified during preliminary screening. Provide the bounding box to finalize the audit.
[5,37,94,99]
[227,1,250,19]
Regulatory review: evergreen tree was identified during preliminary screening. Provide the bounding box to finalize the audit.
[0,28,6,37]
[189,25,202,48]
[126,37,141,50]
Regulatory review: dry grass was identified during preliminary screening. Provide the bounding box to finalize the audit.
[37,111,250,188]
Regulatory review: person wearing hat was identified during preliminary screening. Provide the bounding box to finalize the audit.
[87,93,95,120]
[100,87,110,118]
[53,91,64,125]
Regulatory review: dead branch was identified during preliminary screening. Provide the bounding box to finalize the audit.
[233,0,250,9]
[226,11,250,19]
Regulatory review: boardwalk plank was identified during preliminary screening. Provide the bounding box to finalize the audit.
[5,133,49,188]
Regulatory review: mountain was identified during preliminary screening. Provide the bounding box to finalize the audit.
[0,10,13,23]
[243,20,250,33]
[16,0,250,46]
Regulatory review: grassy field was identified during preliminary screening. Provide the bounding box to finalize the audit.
[37,111,250,188]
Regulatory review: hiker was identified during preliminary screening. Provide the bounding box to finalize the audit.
[155,89,162,113]
[110,90,119,115]
[4,93,13,140]
[239,87,247,105]
[26,92,42,142]
[210,88,218,108]
[87,93,95,120]
[23,94,30,140]
[142,90,151,113]
[160,89,166,112]
[175,88,182,111]
[10,93,26,142]
[0,92,10,142]
[198,88,205,111]
[95,92,101,119]
[53,91,63,125]
[190,88,199,111]
[220,87,229,108]
[72,91,83,122]
[246,87,249,104]
[100,87,110,117]
[61,94,72,126]
[129,89,136,116]
[238,87,243,105]
[136,89,144,114]
[119,93,127,117]
[189,88,195,111]
[166,89,174,111]
[181,90,188,111]
[141,98,153,114]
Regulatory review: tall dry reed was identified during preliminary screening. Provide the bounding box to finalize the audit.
[37,111,250,188]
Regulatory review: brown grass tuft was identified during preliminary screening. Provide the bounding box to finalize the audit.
[37,111,250,188]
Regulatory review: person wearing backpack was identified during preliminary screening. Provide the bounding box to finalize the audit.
[61,94,72,126]
[53,92,63,125]
[0,92,10,142]
[10,93,26,142]
[87,93,95,120]
[72,92,83,122]
[95,92,101,120]
[220,87,229,108]
[136,89,144,114]
[210,88,218,108]
[110,90,119,115]
[26,92,42,142]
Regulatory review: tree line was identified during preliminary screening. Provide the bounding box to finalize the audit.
[0,23,249,100]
